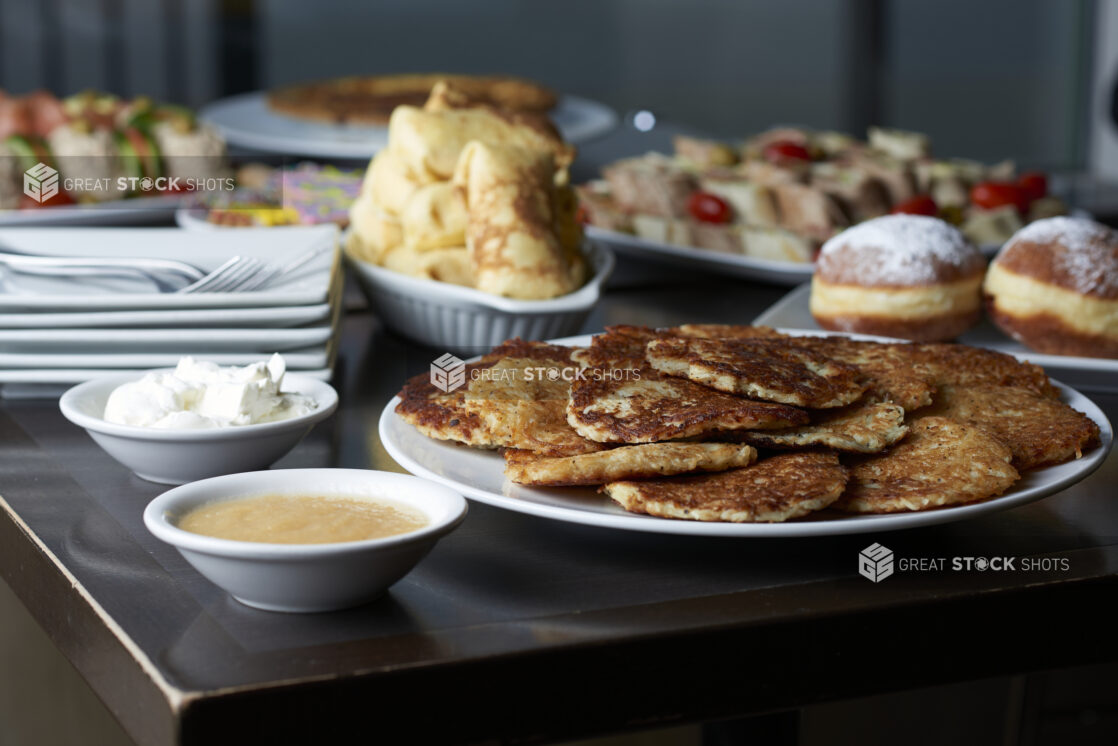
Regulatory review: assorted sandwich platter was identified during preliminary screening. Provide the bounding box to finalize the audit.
[579,126,1071,285]
[1,89,226,225]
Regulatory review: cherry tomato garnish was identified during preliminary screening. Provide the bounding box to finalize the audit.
[1017,171,1048,203]
[687,191,732,224]
[762,140,812,164]
[891,195,938,216]
[970,181,1028,212]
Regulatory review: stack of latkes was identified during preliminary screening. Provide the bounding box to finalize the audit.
[395,326,1100,523]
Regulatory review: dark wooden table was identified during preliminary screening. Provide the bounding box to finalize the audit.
[2,277,1117,745]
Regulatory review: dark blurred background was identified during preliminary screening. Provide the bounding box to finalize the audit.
[0,0,1105,173]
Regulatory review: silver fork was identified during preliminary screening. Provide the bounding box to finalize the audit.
[0,249,205,292]
[177,241,335,294]
[176,256,266,294]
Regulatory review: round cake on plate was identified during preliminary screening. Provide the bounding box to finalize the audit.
[984,216,1118,358]
[810,214,986,342]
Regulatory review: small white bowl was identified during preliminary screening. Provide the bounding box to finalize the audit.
[345,239,614,351]
[144,469,467,612]
[59,373,338,485]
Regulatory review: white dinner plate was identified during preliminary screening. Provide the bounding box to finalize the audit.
[0,301,331,329]
[0,344,330,370]
[585,225,814,286]
[754,283,1118,393]
[0,275,342,350]
[200,92,618,159]
[0,225,339,310]
[0,319,335,352]
[0,194,185,227]
[379,332,1113,537]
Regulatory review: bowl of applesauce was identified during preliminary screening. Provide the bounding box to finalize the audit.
[144,468,467,612]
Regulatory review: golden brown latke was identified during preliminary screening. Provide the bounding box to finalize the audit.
[646,337,868,408]
[567,368,808,443]
[777,336,937,410]
[396,340,599,455]
[573,325,658,370]
[572,324,787,370]
[773,336,1057,408]
[604,451,848,522]
[905,343,1059,398]
[463,356,603,456]
[923,385,1100,470]
[395,359,501,447]
[503,442,757,486]
[667,324,789,340]
[489,338,585,364]
[834,416,1019,513]
[732,401,908,453]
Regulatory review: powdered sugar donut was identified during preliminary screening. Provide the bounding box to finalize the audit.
[810,214,986,342]
[984,216,1118,358]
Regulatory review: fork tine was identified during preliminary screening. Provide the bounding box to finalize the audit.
[230,263,284,293]
[178,257,262,294]
[177,241,334,295]
[178,256,244,294]
[202,258,264,293]
[227,242,337,293]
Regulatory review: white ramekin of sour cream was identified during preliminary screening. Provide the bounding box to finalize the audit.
[60,356,338,485]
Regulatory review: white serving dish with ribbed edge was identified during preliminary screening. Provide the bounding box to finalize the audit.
[345,239,614,351]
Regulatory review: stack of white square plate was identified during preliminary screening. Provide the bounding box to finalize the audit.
[0,225,342,397]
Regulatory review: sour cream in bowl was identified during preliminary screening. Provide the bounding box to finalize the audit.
[102,354,316,429]
[60,356,338,484]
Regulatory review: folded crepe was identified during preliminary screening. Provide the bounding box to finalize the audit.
[347,148,421,261]
[345,211,401,263]
[388,83,574,182]
[381,245,475,287]
[401,182,468,251]
[365,148,428,215]
[347,181,403,263]
[453,141,585,299]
